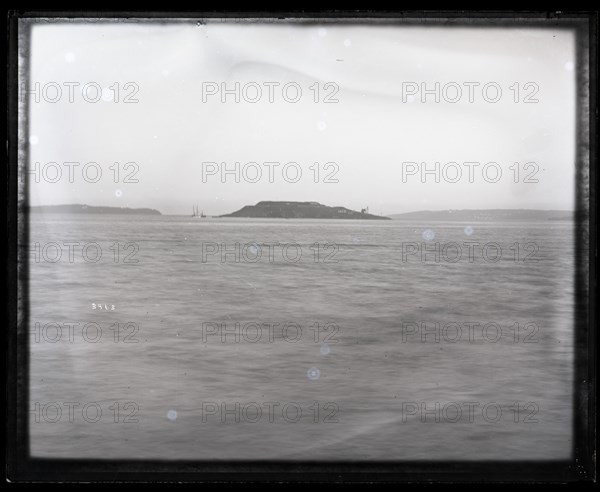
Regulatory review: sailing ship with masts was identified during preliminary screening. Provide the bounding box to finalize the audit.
[191,205,206,218]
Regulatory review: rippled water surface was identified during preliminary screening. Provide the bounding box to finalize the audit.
[28,215,575,460]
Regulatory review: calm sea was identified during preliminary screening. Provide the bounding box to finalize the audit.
[28,215,575,460]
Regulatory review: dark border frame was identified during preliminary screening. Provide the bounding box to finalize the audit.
[6,9,597,483]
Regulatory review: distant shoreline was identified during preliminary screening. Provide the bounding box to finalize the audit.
[28,204,162,215]
[28,204,579,221]
[389,209,578,221]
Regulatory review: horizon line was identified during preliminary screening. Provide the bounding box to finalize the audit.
[28,203,578,216]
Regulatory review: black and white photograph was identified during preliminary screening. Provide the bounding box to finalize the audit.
[6,10,596,483]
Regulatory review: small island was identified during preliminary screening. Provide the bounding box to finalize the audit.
[221,201,390,220]
[28,204,162,215]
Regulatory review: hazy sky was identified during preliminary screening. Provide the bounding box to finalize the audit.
[23,19,576,215]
